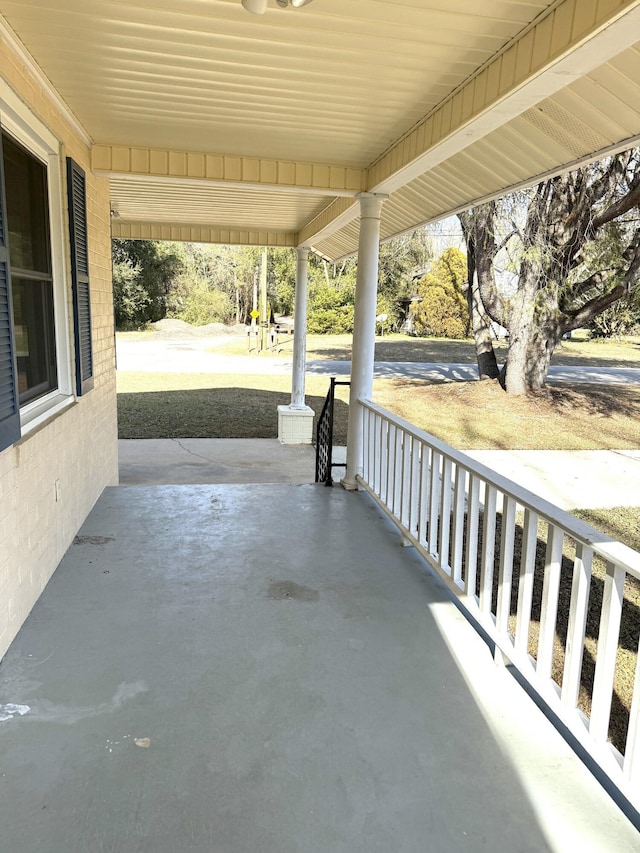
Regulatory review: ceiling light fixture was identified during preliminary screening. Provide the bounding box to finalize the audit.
[241,0,315,14]
[241,0,268,13]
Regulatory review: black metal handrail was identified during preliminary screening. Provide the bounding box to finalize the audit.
[315,377,350,486]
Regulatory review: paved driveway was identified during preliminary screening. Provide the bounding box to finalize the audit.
[116,338,640,385]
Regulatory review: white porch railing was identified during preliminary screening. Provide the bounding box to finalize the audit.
[358,399,640,812]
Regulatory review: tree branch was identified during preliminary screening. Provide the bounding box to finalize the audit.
[562,269,614,306]
[593,177,640,228]
[495,228,518,255]
[562,284,626,331]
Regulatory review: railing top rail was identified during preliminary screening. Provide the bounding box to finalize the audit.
[360,399,640,579]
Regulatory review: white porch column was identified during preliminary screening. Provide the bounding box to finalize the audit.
[277,246,314,444]
[342,193,387,489]
[291,246,310,408]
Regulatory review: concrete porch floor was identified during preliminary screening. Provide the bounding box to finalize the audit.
[0,484,637,852]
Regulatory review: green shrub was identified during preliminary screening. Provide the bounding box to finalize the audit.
[175,284,233,325]
[307,279,355,333]
[412,247,470,338]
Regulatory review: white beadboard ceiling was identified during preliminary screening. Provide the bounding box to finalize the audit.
[2,0,640,259]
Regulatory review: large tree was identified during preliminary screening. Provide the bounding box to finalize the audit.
[458,149,640,394]
[112,239,184,329]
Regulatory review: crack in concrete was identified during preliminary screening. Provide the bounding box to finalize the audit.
[171,438,217,465]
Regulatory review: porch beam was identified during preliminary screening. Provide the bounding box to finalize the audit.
[93,144,366,198]
[298,196,357,248]
[111,220,297,248]
[369,0,640,195]
[343,193,387,490]
[299,0,640,248]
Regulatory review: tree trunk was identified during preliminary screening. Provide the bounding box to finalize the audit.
[504,328,556,394]
[467,273,500,380]
[503,284,560,394]
[461,215,500,380]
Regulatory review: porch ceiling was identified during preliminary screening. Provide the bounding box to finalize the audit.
[109,177,332,234]
[2,0,640,259]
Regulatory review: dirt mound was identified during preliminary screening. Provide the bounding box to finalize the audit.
[150,319,246,338]
[150,319,196,336]
[192,323,247,336]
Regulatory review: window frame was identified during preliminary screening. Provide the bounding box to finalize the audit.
[0,79,73,438]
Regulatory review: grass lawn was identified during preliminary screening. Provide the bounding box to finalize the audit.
[117,371,351,441]
[118,370,640,451]
[374,378,640,450]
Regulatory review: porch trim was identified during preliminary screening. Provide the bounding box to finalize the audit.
[92,145,366,197]
[111,220,297,248]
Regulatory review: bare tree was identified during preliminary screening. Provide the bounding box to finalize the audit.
[458,150,640,394]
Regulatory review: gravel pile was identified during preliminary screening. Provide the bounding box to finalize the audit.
[150,319,247,338]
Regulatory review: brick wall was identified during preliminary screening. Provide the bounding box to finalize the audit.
[0,43,119,658]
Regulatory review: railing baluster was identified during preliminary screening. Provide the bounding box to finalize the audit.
[428,451,441,557]
[381,420,390,504]
[400,433,412,529]
[394,426,404,520]
[450,465,466,588]
[387,423,396,512]
[561,544,593,711]
[515,509,538,657]
[537,524,564,681]
[418,445,430,549]
[408,437,421,538]
[479,484,497,614]
[439,457,453,574]
[372,413,381,496]
[465,474,480,599]
[362,405,370,483]
[624,637,640,785]
[496,495,517,646]
[590,562,625,743]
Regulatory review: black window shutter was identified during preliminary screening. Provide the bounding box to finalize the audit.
[67,158,94,396]
[0,130,20,452]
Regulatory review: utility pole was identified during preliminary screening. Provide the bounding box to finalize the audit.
[252,268,258,316]
[259,247,268,352]
[248,268,259,351]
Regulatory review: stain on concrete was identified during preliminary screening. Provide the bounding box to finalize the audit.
[30,681,148,724]
[73,535,115,546]
[267,581,319,602]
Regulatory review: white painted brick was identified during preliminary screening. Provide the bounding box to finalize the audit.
[277,405,315,445]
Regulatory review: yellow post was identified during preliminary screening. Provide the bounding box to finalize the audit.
[259,247,268,352]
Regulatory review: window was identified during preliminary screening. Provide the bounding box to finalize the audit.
[0,79,94,453]
[3,132,58,405]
